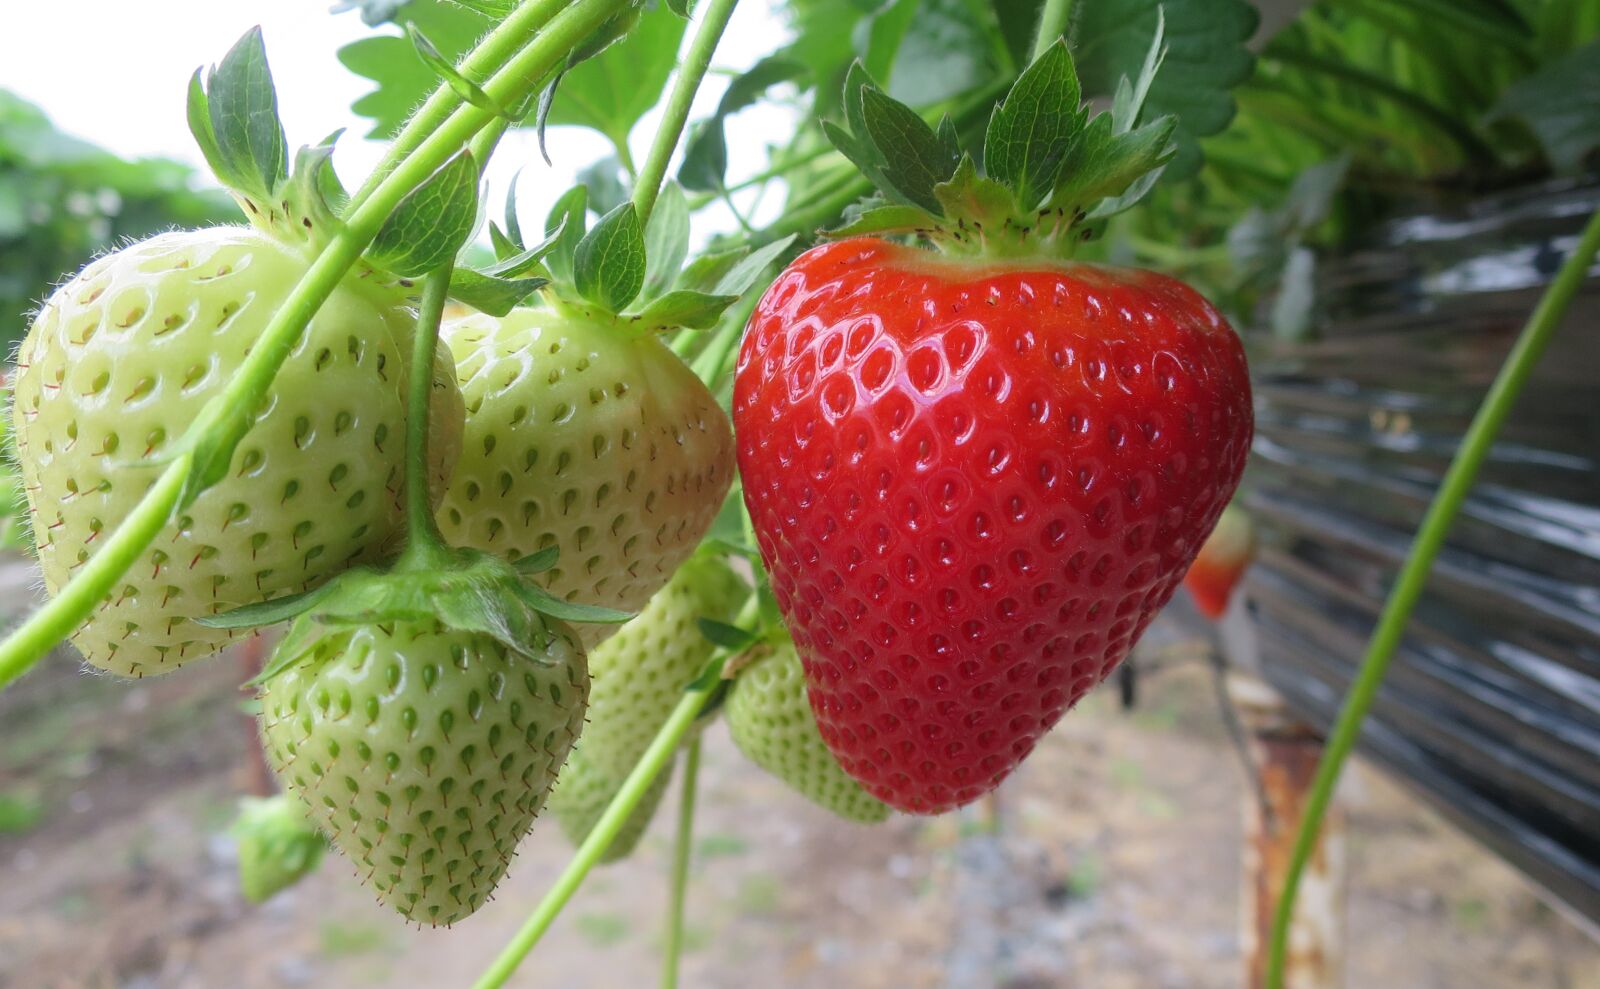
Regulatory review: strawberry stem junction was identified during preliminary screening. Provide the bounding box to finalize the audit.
[822,21,1177,263]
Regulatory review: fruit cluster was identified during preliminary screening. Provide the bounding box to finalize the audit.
[6,30,1248,925]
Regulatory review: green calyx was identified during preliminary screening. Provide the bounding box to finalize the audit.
[485,178,796,334]
[824,21,1177,260]
[187,26,549,316]
[198,543,630,683]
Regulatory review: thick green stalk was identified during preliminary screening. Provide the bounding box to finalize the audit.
[632,0,744,227]
[661,733,702,989]
[1031,0,1074,61]
[475,593,762,989]
[1264,207,1600,987]
[0,0,633,690]
[348,0,573,211]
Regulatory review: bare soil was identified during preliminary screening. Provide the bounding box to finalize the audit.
[1,618,1595,989]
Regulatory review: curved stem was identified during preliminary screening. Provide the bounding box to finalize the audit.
[0,456,190,689]
[1264,206,1600,987]
[632,0,744,228]
[1031,0,1074,62]
[661,733,702,989]
[347,0,573,212]
[0,0,633,692]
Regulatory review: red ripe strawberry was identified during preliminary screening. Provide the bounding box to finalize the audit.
[736,240,1251,813]
[1182,503,1255,620]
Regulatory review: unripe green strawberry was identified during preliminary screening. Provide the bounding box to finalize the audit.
[231,793,327,903]
[436,308,735,646]
[10,227,463,677]
[726,634,890,824]
[547,552,746,859]
[259,614,586,926]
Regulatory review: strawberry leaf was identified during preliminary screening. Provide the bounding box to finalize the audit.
[574,202,646,312]
[367,149,480,276]
[678,56,807,192]
[1072,0,1257,178]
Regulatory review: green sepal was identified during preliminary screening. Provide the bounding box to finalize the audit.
[932,156,1019,229]
[286,141,347,241]
[982,41,1085,210]
[486,215,568,277]
[543,184,589,285]
[366,149,480,277]
[642,183,691,298]
[194,580,344,631]
[406,23,509,119]
[675,246,748,295]
[573,202,646,313]
[448,268,548,316]
[828,203,941,238]
[698,618,757,652]
[237,549,630,684]
[1046,113,1177,216]
[513,546,561,575]
[514,580,632,625]
[189,27,289,205]
[711,234,797,296]
[858,86,959,213]
[629,291,740,332]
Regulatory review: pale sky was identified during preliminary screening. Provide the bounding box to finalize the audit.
[0,0,800,237]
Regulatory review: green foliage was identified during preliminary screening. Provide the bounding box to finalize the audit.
[0,92,229,352]
[341,0,685,166]
[542,3,688,162]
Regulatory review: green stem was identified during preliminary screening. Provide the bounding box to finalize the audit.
[631,0,743,228]
[661,733,702,989]
[1264,206,1600,988]
[475,592,762,989]
[0,0,633,692]
[0,456,190,689]
[347,0,572,212]
[399,269,454,565]
[473,681,717,989]
[1031,0,1073,61]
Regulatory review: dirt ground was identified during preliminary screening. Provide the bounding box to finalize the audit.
[1,604,1596,988]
